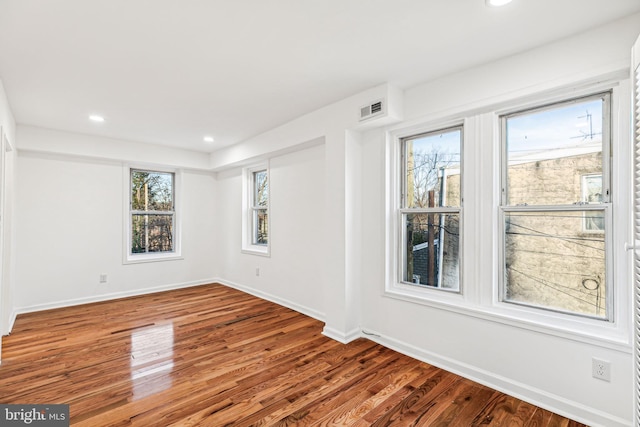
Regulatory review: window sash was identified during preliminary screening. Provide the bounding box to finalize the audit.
[500,92,611,208]
[251,207,268,246]
[131,213,176,254]
[499,204,610,320]
[129,169,176,257]
[499,92,612,320]
[246,167,269,250]
[400,126,463,210]
[398,125,463,293]
[399,208,461,290]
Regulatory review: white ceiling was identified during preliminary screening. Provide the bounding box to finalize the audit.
[0,0,639,153]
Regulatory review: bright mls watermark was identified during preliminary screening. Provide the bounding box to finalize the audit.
[0,405,69,426]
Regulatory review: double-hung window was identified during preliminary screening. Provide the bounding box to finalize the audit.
[128,168,179,261]
[399,126,462,291]
[242,163,270,255]
[251,169,269,246]
[500,93,611,319]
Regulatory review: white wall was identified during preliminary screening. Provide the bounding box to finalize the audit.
[13,129,217,313]
[357,14,640,427]
[2,11,637,426]
[0,78,16,356]
[215,144,326,320]
[207,12,640,427]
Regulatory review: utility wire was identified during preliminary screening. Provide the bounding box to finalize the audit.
[509,268,604,310]
[506,222,605,251]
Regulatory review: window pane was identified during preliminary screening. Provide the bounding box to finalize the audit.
[254,170,268,207]
[253,209,268,245]
[582,174,604,231]
[504,211,606,318]
[403,213,460,290]
[404,128,461,208]
[505,98,603,206]
[131,170,174,211]
[131,214,174,254]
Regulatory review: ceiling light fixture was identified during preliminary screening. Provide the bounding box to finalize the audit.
[486,0,512,6]
[89,115,105,123]
[203,136,214,143]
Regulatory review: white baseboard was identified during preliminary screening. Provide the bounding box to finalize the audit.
[6,310,17,335]
[322,326,361,344]
[215,278,326,323]
[360,327,631,427]
[9,278,217,329]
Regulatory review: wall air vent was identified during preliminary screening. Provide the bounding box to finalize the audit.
[359,99,385,121]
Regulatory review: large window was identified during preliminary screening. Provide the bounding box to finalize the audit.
[500,93,610,319]
[129,169,176,258]
[400,126,462,291]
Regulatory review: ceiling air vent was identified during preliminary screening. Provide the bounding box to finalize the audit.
[359,99,385,121]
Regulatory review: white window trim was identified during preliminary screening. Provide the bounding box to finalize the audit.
[384,79,632,352]
[123,165,183,264]
[242,161,270,257]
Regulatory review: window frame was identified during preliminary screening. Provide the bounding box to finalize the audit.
[242,162,270,256]
[384,79,631,350]
[398,125,463,292]
[498,92,612,321]
[123,166,182,264]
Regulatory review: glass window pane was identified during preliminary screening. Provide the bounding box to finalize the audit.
[403,213,460,290]
[131,170,174,211]
[254,170,268,207]
[404,128,461,208]
[131,214,174,254]
[253,209,268,245]
[504,211,606,318]
[505,98,603,206]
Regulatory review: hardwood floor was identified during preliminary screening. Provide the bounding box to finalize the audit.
[0,283,586,426]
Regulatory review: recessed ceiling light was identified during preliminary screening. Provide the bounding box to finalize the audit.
[89,115,105,123]
[486,0,512,6]
[203,136,214,143]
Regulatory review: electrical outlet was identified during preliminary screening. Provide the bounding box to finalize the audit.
[255,267,260,277]
[592,357,611,381]
[99,274,107,284]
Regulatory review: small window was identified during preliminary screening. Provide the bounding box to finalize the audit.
[400,126,462,291]
[501,93,610,319]
[252,169,269,245]
[243,163,270,255]
[129,169,177,258]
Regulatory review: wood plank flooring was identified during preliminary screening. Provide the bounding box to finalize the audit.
[0,283,586,426]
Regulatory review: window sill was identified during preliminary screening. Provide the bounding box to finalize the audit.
[124,252,184,265]
[383,285,631,353]
[241,245,270,257]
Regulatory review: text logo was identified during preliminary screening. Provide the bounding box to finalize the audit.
[0,405,69,426]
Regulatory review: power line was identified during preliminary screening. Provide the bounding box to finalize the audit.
[509,268,604,310]
[508,248,604,261]
[506,222,605,251]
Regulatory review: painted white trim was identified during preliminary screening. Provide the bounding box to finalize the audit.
[361,327,631,427]
[322,326,361,344]
[4,309,16,335]
[384,78,632,353]
[241,162,271,256]
[9,278,216,324]
[122,165,183,264]
[216,278,325,323]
